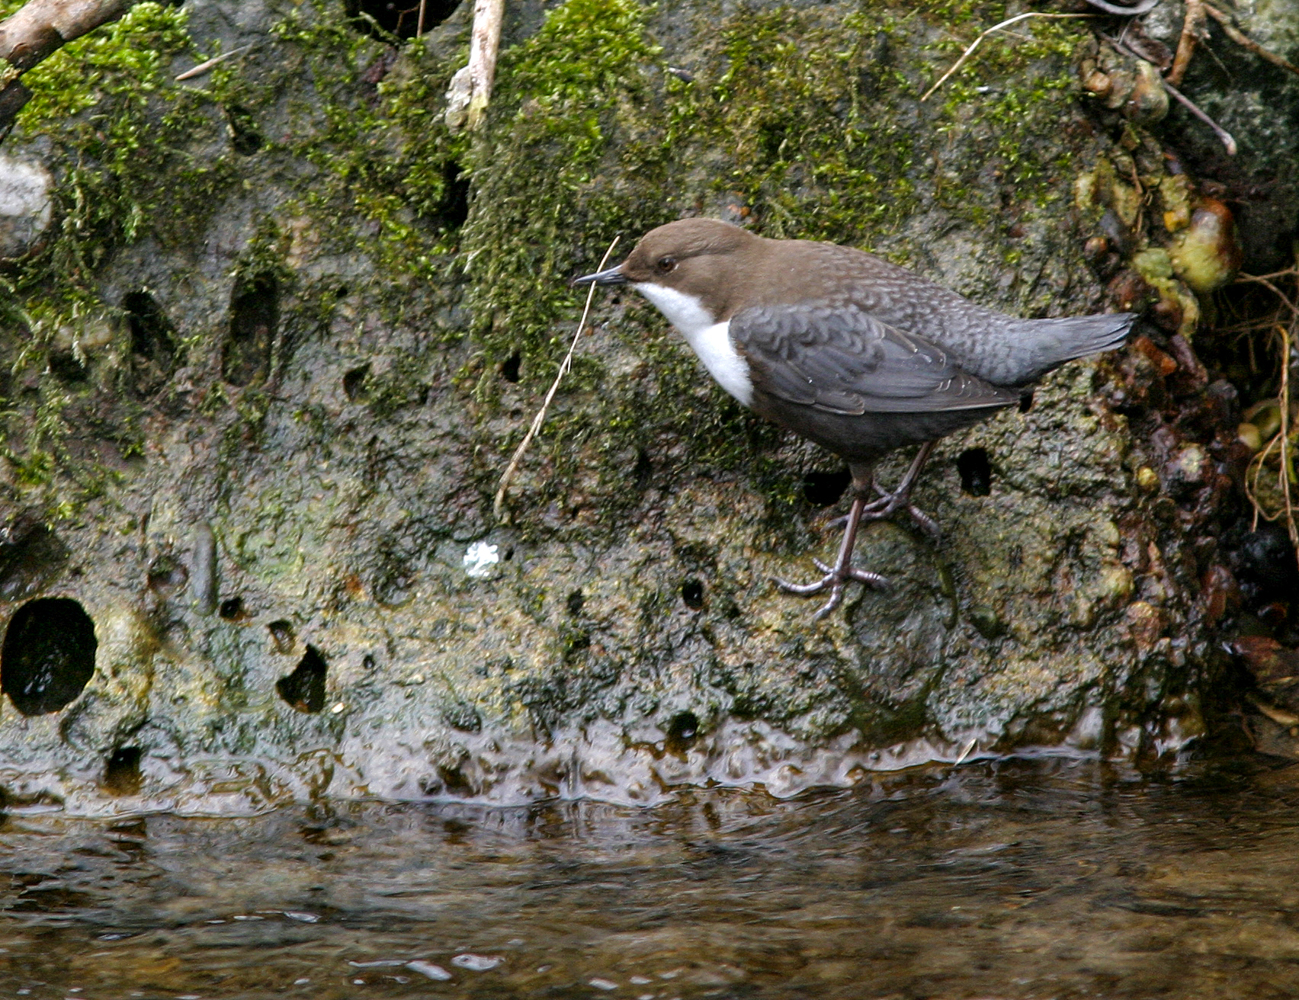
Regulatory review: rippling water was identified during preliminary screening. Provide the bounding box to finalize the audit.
[4,751,1299,998]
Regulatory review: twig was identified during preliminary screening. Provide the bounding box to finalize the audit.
[1242,263,1299,571]
[1078,0,1160,13]
[174,44,253,82]
[1164,77,1237,155]
[921,12,1096,102]
[1168,0,1205,87]
[1107,33,1238,156]
[417,0,426,36]
[1203,3,1299,78]
[493,237,621,522]
[0,0,138,131]
[445,0,505,131]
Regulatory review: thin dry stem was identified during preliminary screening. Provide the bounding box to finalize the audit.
[1242,263,1299,571]
[1203,3,1299,78]
[920,12,1095,103]
[493,237,621,522]
[1168,0,1205,87]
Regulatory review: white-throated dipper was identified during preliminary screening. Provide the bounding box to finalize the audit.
[574,219,1135,617]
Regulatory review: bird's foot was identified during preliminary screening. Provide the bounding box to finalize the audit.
[775,558,889,619]
[825,496,941,540]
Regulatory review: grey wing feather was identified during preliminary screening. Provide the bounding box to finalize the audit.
[731,305,1020,415]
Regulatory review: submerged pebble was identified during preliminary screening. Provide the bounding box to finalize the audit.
[452,953,502,971]
[407,960,452,981]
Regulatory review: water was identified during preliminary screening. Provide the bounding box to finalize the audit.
[4,751,1299,998]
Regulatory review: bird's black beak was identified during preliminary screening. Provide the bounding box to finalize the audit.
[573,265,628,286]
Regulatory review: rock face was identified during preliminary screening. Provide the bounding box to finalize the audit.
[0,154,52,258]
[0,0,1261,813]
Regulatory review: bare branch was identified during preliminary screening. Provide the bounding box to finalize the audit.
[0,0,140,131]
[445,0,505,132]
[1203,3,1299,79]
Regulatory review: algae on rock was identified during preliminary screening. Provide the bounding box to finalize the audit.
[0,0,1232,811]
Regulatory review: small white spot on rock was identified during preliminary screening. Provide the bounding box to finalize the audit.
[462,541,500,578]
[0,155,53,258]
[589,977,619,991]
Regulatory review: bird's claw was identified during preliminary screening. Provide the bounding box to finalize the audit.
[774,563,890,617]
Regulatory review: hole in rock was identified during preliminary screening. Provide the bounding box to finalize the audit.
[344,0,461,39]
[1018,389,1035,414]
[566,589,585,616]
[438,160,471,229]
[500,351,521,383]
[633,449,654,489]
[1,598,97,716]
[103,747,143,796]
[224,104,263,155]
[276,644,327,713]
[124,291,179,396]
[957,447,992,497]
[267,619,296,654]
[343,363,370,401]
[665,711,699,754]
[0,525,69,602]
[218,596,247,621]
[222,274,278,387]
[803,468,851,507]
[680,578,705,611]
[442,701,482,733]
[47,350,88,383]
[147,555,189,596]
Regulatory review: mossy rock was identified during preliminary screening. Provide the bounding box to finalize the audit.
[0,0,1232,810]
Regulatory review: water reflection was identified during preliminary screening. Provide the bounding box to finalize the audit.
[4,752,1299,997]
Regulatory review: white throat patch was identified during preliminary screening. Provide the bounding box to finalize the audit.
[635,282,754,407]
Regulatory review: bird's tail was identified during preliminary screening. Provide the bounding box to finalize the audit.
[1020,312,1137,382]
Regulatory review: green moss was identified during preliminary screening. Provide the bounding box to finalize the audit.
[0,0,1100,536]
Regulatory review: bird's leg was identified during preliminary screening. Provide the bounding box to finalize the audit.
[776,466,888,619]
[864,441,940,539]
[778,443,944,617]
[824,442,941,537]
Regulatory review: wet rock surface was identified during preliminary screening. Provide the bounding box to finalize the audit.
[0,0,1289,810]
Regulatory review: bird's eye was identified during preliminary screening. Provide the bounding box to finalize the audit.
[656,256,677,273]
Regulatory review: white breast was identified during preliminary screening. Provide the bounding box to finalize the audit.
[634,282,754,407]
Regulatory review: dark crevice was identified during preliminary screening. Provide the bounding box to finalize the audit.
[633,449,654,489]
[103,747,143,796]
[224,104,263,155]
[218,596,247,621]
[343,363,370,401]
[566,589,584,616]
[957,447,993,497]
[222,275,279,387]
[267,619,296,654]
[276,644,328,713]
[124,291,179,397]
[438,160,471,228]
[0,525,69,602]
[803,468,851,507]
[1,598,97,716]
[500,351,521,383]
[48,350,88,384]
[665,711,700,754]
[681,578,705,611]
[344,0,461,39]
